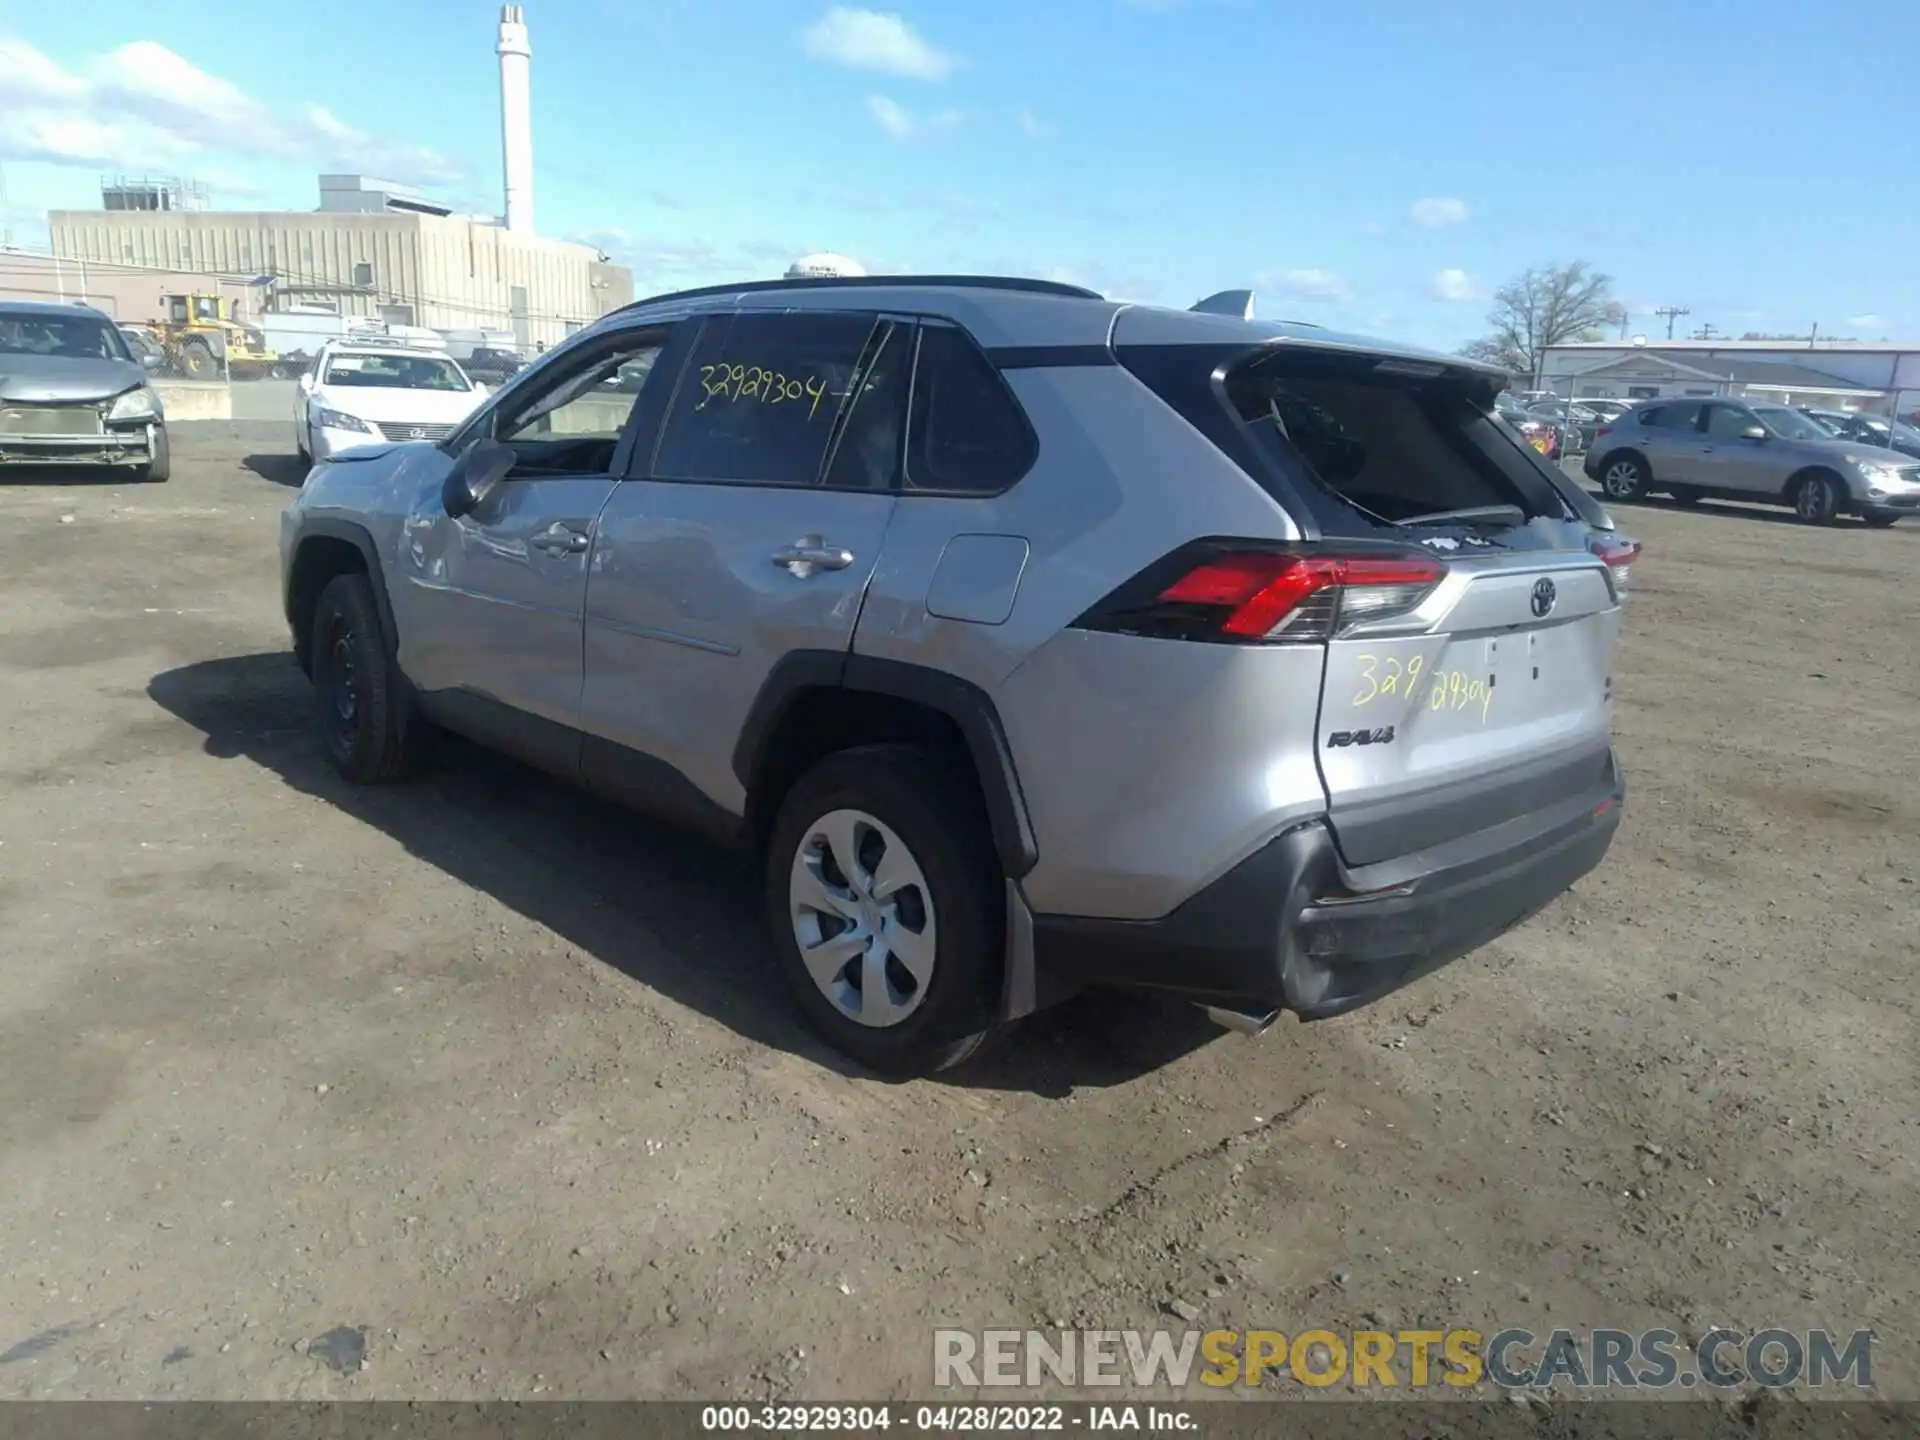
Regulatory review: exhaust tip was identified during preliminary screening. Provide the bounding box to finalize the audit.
[1201,1003,1281,1036]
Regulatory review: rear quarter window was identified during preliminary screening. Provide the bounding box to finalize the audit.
[904,325,1036,494]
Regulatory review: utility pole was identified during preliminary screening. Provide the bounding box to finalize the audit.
[1617,310,1629,339]
[1691,323,1719,341]
[1655,305,1690,340]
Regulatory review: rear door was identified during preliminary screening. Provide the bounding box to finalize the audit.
[1636,400,1706,484]
[578,309,910,814]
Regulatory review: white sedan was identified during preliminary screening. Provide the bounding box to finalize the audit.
[295,345,489,461]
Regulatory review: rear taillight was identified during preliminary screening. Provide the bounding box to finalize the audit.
[1074,545,1445,644]
[1591,535,1641,594]
[1594,424,1612,439]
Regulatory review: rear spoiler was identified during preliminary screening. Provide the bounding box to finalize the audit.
[1191,289,1255,320]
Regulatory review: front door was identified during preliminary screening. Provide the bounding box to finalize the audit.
[391,324,674,769]
[1695,402,1773,494]
[579,309,912,815]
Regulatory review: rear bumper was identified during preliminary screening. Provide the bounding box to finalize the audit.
[0,426,157,466]
[1031,763,1624,1020]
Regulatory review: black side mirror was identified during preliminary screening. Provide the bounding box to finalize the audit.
[1741,424,1768,442]
[442,438,516,518]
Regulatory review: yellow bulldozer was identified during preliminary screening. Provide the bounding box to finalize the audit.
[146,293,277,379]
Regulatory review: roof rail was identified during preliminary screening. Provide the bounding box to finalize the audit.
[616,273,1104,315]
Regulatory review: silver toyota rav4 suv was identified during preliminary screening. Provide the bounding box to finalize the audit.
[280,275,1636,1074]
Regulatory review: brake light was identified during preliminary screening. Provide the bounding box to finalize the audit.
[1075,546,1445,643]
[1594,424,1612,439]
[1591,535,1641,593]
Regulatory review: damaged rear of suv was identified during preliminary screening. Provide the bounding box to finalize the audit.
[1007,307,1632,1034]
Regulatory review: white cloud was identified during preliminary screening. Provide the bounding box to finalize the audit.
[0,37,461,187]
[1409,196,1469,229]
[1846,312,1885,330]
[802,8,956,80]
[864,94,960,142]
[1432,267,1481,302]
[1263,267,1350,302]
[1013,108,1054,140]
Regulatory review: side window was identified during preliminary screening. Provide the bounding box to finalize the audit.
[1704,404,1756,438]
[1644,402,1702,431]
[492,333,666,475]
[904,325,1037,493]
[653,311,890,487]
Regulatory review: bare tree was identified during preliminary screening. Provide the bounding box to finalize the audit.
[1460,262,1623,381]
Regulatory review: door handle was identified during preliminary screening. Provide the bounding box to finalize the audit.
[529,523,591,555]
[771,535,855,577]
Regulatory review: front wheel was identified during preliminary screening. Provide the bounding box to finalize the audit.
[1793,472,1841,526]
[308,573,425,783]
[765,745,1003,1076]
[1600,454,1649,502]
[137,426,170,483]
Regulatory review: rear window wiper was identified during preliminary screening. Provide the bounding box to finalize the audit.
[1393,504,1526,529]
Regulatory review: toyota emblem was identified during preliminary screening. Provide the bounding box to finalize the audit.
[406,426,426,440]
[1530,577,1557,618]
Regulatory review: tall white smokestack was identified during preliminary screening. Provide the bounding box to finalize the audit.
[497,4,534,235]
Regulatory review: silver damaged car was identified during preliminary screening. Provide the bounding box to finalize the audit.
[280,274,1635,1073]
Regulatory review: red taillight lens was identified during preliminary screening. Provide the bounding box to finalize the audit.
[1594,424,1612,439]
[1077,547,1445,643]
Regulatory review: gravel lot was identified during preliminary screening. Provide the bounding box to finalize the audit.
[1,425,1914,1403]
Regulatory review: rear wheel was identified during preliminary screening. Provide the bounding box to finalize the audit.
[765,744,1003,1076]
[308,573,425,783]
[1792,471,1841,526]
[1600,453,1649,502]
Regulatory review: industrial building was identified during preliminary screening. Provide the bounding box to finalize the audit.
[38,7,633,351]
[1541,339,1920,419]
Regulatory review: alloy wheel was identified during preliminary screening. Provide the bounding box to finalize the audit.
[789,808,936,1029]
[1603,460,1642,499]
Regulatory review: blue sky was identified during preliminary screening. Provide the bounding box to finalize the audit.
[3,0,1917,350]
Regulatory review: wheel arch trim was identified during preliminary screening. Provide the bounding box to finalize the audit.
[288,517,399,661]
[733,649,1040,879]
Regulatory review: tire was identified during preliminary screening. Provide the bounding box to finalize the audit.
[138,426,170,483]
[308,573,424,783]
[296,421,310,462]
[764,744,1004,1076]
[1665,484,1701,505]
[1792,471,1841,526]
[1863,511,1900,529]
[1599,453,1650,502]
[180,340,216,380]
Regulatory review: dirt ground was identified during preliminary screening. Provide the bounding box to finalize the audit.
[1,425,1914,1403]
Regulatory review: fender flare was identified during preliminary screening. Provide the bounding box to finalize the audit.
[287,517,400,659]
[732,650,1039,880]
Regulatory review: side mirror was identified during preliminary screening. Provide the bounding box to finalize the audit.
[297,370,314,392]
[1741,424,1768,442]
[442,438,516,519]
[141,351,162,371]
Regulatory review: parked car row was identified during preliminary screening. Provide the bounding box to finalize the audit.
[1584,397,1918,526]
[1800,406,1920,460]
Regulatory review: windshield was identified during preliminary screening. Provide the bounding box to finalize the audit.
[322,354,470,391]
[1753,406,1832,441]
[0,311,133,362]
